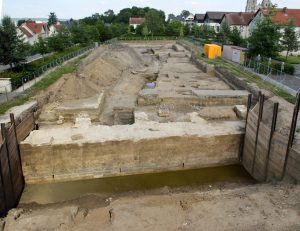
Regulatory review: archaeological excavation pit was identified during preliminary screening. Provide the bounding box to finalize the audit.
[2,41,297,227]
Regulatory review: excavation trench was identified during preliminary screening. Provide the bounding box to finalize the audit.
[20,41,253,205]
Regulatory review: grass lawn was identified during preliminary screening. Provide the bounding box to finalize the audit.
[275,56,300,65]
[181,39,296,104]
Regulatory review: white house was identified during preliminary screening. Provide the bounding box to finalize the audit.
[129,17,145,29]
[185,14,194,26]
[18,21,47,45]
[204,12,228,33]
[221,12,254,38]
[248,8,300,54]
[48,22,64,37]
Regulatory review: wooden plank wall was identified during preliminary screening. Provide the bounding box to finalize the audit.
[243,95,300,183]
[0,113,35,217]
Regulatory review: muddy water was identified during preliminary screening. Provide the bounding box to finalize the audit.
[20,165,255,205]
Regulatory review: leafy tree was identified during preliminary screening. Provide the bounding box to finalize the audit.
[220,21,231,44]
[179,26,184,38]
[181,10,191,18]
[48,12,58,26]
[229,27,244,46]
[248,17,282,57]
[281,20,299,59]
[166,21,182,36]
[103,10,115,24]
[142,25,149,38]
[47,31,71,52]
[145,9,165,37]
[70,22,90,44]
[0,16,29,68]
[199,25,216,41]
[184,24,190,36]
[17,19,26,27]
[167,14,175,22]
[33,37,49,59]
[191,25,201,38]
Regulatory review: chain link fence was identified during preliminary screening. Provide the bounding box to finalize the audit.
[242,58,300,94]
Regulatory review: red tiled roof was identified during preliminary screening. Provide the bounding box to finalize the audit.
[261,8,300,27]
[54,24,64,30]
[19,27,33,38]
[224,12,255,26]
[129,17,145,24]
[25,21,45,34]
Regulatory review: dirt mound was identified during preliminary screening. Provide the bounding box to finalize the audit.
[80,58,121,89]
[45,74,99,103]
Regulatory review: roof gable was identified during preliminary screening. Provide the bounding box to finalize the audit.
[24,21,45,34]
[224,12,255,26]
[258,8,300,27]
[129,17,145,24]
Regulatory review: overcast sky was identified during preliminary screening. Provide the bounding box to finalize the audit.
[2,0,300,19]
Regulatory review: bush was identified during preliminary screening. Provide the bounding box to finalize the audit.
[272,62,295,75]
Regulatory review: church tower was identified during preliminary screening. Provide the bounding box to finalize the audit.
[245,0,258,12]
[261,0,272,8]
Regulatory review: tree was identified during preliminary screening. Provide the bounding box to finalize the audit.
[281,20,299,59]
[142,25,149,38]
[229,27,244,46]
[103,10,115,24]
[247,17,282,57]
[181,10,191,18]
[33,37,49,59]
[179,26,184,38]
[145,9,165,37]
[220,21,231,44]
[166,21,182,36]
[17,19,26,27]
[48,12,58,26]
[0,16,29,68]
[191,25,201,38]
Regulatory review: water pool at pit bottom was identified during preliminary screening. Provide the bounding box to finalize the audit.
[20,165,256,205]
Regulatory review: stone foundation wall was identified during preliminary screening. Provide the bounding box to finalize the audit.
[20,122,244,183]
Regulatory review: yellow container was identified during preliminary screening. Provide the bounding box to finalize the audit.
[204,44,222,59]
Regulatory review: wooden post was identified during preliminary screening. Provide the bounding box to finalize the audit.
[10,114,25,186]
[0,144,8,213]
[264,102,279,181]
[240,94,252,162]
[251,93,265,175]
[282,93,300,180]
[1,124,16,203]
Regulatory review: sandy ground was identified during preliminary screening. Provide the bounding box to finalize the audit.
[2,183,300,231]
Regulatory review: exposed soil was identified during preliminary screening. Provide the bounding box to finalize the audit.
[2,183,300,231]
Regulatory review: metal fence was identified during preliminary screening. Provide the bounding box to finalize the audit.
[0,44,96,103]
[242,58,300,95]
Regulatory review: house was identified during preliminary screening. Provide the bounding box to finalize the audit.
[249,7,300,54]
[249,8,300,34]
[129,17,145,29]
[48,22,64,37]
[204,12,229,32]
[18,21,47,45]
[194,14,205,26]
[185,14,195,26]
[221,12,254,38]
[168,15,185,23]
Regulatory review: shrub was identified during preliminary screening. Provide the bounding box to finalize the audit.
[272,62,295,75]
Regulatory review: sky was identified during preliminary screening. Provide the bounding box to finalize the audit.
[2,0,300,20]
